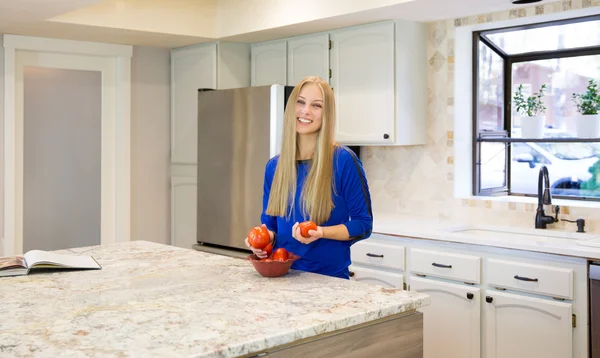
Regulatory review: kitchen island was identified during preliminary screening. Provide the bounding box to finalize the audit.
[0,241,429,358]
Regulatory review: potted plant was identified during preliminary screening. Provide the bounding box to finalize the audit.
[513,83,547,139]
[572,79,600,138]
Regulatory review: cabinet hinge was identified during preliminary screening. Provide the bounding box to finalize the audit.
[329,68,332,79]
[572,314,576,328]
[403,282,407,290]
[329,40,332,50]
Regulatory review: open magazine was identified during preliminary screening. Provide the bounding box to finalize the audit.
[0,250,101,277]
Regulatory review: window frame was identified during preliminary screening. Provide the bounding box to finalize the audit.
[472,14,600,200]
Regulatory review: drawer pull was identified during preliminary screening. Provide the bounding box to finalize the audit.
[366,253,384,258]
[467,292,474,300]
[486,296,493,303]
[514,275,538,282]
[349,271,355,277]
[432,262,452,269]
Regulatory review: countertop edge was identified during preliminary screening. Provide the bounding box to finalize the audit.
[224,301,429,358]
[371,216,600,261]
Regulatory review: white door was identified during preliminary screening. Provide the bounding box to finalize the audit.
[330,22,395,145]
[410,276,481,358]
[349,265,404,288]
[22,66,101,252]
[10,50,125,254]
[251,41,287,87]
[287,33,329,86]
[484,290,573,358]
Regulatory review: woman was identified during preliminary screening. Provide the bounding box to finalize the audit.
[245,76,373,279]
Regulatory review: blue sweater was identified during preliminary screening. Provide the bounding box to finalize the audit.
[261,146,373,279]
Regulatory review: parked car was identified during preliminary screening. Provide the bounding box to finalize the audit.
[511,141,600,196]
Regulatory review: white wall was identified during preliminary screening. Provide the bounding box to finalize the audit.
[130,46,171,245]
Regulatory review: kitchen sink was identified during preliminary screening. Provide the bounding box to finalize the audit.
[577,237,600,248]
[444,225,600,242]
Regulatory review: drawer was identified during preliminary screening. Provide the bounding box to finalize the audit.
[351,241,405,271]
[410,248,481,284]
[349,265,404,289]
[486,258,573,299]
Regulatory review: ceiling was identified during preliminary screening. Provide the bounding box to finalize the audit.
[0,0,560,48]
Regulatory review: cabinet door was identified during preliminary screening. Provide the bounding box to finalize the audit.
[251,41,287,86]
[287,33,329,86]
[349,265,404,288]
[410,277,480,358]
[330,22,395,145]
[171,44,217,164]
[171,177,197,250]
[484,290,572,358]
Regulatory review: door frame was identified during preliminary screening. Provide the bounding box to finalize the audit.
[2,35,132,255]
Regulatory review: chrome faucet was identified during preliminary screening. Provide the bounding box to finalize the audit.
[535,165,558,229]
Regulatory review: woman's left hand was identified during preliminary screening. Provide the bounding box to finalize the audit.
[292,222,323,245]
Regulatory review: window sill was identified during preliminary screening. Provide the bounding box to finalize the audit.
[461,194,600,209]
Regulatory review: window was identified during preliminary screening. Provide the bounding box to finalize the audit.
[474,15,600,200]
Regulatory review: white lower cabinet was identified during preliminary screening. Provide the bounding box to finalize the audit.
[351,234,587,358]
[410,277,481,358]
[484,290,573,358]
[170,176,197,249]
[349,265,404,288]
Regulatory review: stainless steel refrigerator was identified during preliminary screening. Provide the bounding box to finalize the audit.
[195,85,293,255]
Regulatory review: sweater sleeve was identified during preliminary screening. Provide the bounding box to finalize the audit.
[338,148,373,243]
[261,157,278,235]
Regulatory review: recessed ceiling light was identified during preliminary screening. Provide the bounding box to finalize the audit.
[511,0,542,4]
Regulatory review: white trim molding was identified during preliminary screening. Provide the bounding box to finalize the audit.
[2,35,133,255]
[3,35,132,58]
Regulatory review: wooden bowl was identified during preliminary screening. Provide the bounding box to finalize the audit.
[248,253,300,277]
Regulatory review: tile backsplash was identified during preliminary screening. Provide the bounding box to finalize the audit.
[363,0,600,233]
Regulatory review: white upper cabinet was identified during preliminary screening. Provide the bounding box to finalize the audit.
[330,22,395,145]
[171,42,250,164]
[248,20,428,146]
[171,44,217,164]
[251,41,287,86]
[394,20,428,145]
[287,33,330,86]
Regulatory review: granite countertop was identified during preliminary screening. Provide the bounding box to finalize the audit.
[0,241,429,358]
[373,212,600,260]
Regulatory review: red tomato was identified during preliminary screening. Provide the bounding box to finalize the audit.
[272,248,289,262]
[247,226,270,249]
[264,243,273,257]
[299,221,317,238]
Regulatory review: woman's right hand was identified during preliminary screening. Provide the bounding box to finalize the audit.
[244,224,274,259]
[245,237,268,258]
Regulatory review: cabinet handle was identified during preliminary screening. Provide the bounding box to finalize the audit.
[383,133,390,139]
[467,292,474,300]
[349,271,355,277]
[514,275,538,282]
[432,262,452,269]
[486,296,493,303]
[366,253,384,258]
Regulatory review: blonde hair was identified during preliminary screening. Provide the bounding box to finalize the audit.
[266,76,337,225]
